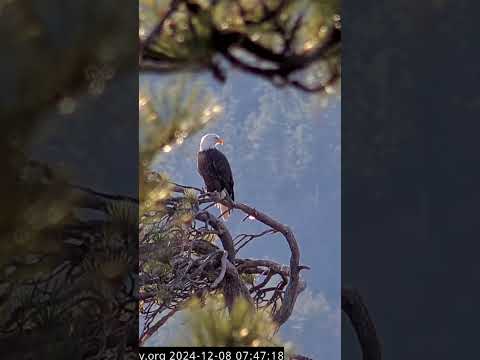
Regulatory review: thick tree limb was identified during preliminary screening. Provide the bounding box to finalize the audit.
[222,258,253,310]
[211,251,227,288]
[195,211,236,263]
[204,193,302,326]
[342,288,382,360]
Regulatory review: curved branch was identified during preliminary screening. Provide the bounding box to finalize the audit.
[211,251,227,288]
[237,258,310,275]
[195,211,236,263]
[222,258,253,310]
[342,287,382,360]
[210,194,302,326]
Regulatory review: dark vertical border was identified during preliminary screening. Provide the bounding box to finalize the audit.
[343,2,480,359]
[0,0,138,357]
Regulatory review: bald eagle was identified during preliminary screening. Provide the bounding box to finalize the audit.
[197,133,234,220]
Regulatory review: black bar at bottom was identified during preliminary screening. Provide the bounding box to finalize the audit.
[139,347,284,360]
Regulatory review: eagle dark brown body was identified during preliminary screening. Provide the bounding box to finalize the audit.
[197,148,234,201]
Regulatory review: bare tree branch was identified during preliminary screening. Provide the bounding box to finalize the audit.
[211,251,227,288]
[139,307,178,345]
[207,193,302,325]
[142,183,381,360]
[140,184,307,337]
[196,210,236,262]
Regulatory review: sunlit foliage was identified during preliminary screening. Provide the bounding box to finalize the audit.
[180,295,287,347]
[140,0,341,94]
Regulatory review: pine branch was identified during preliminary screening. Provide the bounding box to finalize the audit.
[139,0,341,93]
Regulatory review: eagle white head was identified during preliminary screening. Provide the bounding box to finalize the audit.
[199,133,224,151]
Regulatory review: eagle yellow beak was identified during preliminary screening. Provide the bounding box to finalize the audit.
[217,138,224,145]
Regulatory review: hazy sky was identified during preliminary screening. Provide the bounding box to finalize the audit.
[145,70,340,359]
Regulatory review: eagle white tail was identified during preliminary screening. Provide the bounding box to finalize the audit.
[217,203,231,221]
